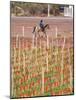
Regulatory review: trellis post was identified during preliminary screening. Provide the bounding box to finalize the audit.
[36,36,38,64]
[32,34,35,48]
[46,35,49,72]
[68,45,72,91]
[42,67,44,94]
[61,36,66,87]
[22,26,25,74]
[55,27,58,63]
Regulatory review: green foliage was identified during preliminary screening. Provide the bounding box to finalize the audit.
[10,1,64,16]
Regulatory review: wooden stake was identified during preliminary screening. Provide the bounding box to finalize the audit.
[56,27,58,54]
[63,36,66,49]
[61,36,65,85]
[68,47,70,64]
[32,34,35,48]
[13,35,18,96]
[55,27,57,38]
[40,38,41,49]
[68,47,72,91]
[46,52,48,72]
[22,27,25,74]
[69,65,72,91]
[16,34,18,48]
[47,35,49,49]
[12,67,14,96]
[19,36,20,69]
[40,38,41,56]
[55,27,58,63]
[36,36,37,64]
[42,67,44,94]
[22,26,25,37]
[52,37,53,53]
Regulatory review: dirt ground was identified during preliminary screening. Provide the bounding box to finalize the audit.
[11,16,73,38]
[11,17,74,97]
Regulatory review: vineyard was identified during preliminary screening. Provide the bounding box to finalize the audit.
[11,27,74,98]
